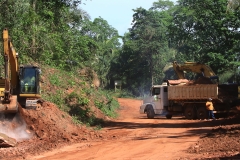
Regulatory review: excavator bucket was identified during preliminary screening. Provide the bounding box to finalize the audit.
[0,133,17,147]
[0,95,19,147]
[0,95,18,114]
[0,95,18,147]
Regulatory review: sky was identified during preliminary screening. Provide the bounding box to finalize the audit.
[80,0,177,36]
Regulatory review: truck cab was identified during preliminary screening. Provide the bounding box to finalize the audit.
[140,82,171,119]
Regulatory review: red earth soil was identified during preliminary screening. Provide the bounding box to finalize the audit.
[0,98,240,160]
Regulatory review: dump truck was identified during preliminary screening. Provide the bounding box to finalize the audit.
[139,62,240,119]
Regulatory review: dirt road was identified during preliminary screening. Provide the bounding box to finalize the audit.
[29,98,222,160]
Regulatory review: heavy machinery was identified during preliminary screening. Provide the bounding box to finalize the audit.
[172,61,219,82]
[140,61,240,119]
[0,28,41,114]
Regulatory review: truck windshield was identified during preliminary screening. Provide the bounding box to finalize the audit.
[152,88,160,96]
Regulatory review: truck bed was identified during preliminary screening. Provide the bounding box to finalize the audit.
[168,84,218,100]
[168,83,239,101]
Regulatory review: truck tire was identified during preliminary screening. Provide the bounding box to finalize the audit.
[197,107,207,120]
[184,107,196,120]
[166,114,172,119]
[147,106,155,119]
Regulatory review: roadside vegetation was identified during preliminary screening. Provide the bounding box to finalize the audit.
[0,0,240,126]
[40,65,120,127]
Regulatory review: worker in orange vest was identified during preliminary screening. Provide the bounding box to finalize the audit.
[206,98,216,120]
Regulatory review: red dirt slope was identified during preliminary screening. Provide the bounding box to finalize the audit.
[0,101,102,160]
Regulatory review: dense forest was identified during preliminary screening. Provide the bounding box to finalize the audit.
[1,0,240,97]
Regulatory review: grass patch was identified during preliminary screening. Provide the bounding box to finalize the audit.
[94,90,120,118]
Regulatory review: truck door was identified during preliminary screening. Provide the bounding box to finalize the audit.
[152,87,164,114]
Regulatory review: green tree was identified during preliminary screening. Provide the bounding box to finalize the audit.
[170,0,240,82]
[81,18,121,88]
[116,0,176,96]
[0,0,94,70]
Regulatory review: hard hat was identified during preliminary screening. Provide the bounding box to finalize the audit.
[208,98,212,101]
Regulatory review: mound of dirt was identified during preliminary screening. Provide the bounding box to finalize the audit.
[187,116,240,159]
[187,76,213,85]
[0,101,102,160]
[167,77,214,86]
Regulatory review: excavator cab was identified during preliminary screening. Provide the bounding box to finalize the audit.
[19,66,41,94]
[18,65,41,109]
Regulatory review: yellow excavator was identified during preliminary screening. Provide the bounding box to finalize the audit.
[0,28,42,114]
[172,61,219,82]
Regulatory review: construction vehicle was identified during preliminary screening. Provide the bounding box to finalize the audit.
[139,61,240,119]
[0,28,41,114]
[172,61,219,82]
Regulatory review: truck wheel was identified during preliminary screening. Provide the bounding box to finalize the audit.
[147,106,155,119]
[184,107,196,120]
[166,114,172,119]
[197,107,207,120]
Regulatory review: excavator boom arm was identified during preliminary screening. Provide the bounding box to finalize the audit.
[3,29,19,91]
[173,61,217,79]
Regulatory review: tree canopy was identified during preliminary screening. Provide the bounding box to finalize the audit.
[1,0,240,96]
